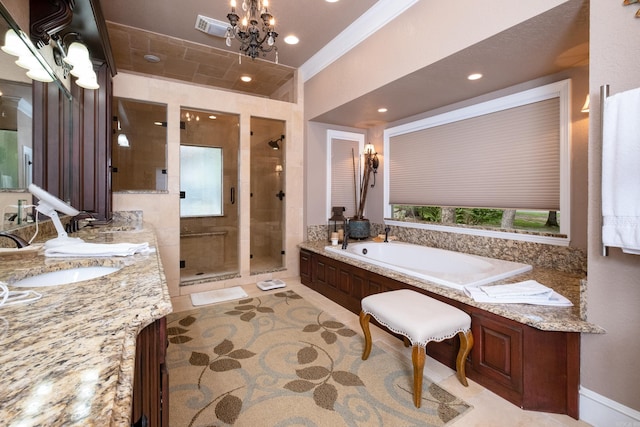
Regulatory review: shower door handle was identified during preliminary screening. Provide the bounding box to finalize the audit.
[230,187,235,204]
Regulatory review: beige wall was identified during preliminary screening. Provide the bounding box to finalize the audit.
[304,0,565,121]
[583,2,640,411]
[113,73,304,297]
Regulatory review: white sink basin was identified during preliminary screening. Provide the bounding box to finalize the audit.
[11,266,122,287]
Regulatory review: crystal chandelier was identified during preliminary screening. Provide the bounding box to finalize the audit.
[225,0,279,63]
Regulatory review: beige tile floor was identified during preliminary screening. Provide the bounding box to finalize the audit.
[171,278,592,427]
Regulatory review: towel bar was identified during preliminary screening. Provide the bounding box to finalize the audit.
[601,84,610,257]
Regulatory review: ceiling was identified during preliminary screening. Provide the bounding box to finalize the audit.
[99,0,589,128]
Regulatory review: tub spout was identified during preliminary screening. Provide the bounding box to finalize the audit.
[0,232,30,248]
[384,226,391,243]
[342,230,349,249]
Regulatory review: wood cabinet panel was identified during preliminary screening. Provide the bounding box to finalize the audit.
[300,249,579,419]
[472,312,523,393]
[132,317,168,427]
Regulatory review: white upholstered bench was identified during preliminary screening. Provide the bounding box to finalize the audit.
[359,289,474,408]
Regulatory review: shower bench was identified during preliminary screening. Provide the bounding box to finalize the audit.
[300,247,581,419]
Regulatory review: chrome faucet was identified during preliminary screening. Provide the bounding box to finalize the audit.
[0,232,30,248]
[342,225,349,249]
[384,226,391,243]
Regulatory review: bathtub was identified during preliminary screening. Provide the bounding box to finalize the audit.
[324,241,532,290]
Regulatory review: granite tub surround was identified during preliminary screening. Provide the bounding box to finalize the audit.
[299,241,604,334]
[0,220,172,426]
[307,223,587,275]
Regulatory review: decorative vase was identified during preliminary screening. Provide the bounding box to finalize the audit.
[348,218,370,240]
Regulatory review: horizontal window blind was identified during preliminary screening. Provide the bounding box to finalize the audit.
[389,98,560,210]
[331,139,358,218]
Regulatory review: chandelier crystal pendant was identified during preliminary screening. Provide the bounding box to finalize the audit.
[225,0,279,63]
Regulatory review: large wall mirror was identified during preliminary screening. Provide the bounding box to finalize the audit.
[0,3,71,230]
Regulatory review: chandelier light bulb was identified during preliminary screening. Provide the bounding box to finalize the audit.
[267,35,274,46]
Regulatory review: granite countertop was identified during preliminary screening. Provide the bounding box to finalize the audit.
[299,241,604,334]
[0,222,172,426]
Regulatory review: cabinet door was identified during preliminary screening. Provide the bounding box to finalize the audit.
[471,313,523,393]
[300,250,312,284]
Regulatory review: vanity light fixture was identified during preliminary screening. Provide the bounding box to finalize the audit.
[275,164,283,173]
[209,115,217,119]
[51,33,99,90]
[1,29,54,83]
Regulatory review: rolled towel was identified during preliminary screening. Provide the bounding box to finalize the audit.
[44,242,151,258]
[479,280,553,299]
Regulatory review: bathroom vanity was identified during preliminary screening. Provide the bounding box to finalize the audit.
[299,241,603,419]
[0,220,172,426]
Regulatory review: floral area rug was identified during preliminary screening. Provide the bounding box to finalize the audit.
[166,290,472,426]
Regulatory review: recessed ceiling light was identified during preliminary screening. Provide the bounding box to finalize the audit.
[284,35,299,45]
[144,54,161,63]
[378,107,388,113]
[241,75,252,82]
[467,73,483,81]
[326,0,339,2]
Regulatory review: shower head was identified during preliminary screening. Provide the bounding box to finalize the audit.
[268,134,285,150]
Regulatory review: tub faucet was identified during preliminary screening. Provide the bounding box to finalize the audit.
[384,226,391,243]
[342,228,349,250]
[0,232,30,248]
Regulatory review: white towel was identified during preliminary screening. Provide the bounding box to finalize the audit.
[44,242,151,258]
[479,280,553,299]
[464,283,573,307]
[602,87,640,254]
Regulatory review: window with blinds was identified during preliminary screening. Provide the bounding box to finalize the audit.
[383,79,571,239]
[389,98,560,210]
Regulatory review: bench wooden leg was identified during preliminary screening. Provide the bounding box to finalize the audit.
[359,311,372,360]
[411,344,426,408]
[456,329,474,387]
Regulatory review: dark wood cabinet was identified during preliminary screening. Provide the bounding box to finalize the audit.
[132,317,169,427]
[30,0,115,223]
[300,249,580,419]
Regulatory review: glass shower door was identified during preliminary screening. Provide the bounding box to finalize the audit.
[179,109,239,284]
[250,117,285,274]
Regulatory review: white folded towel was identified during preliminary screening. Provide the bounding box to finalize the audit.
[44,242,151,258]
[479,280,553,299]
[463,280,572,307]
[602,87,640,254]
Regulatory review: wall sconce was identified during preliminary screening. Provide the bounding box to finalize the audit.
[364,143,379,188]
[1,29,54,83]
[268,134,285,150]
[581,94,590,113]
[51,33,99,90]
[275,164,283,174]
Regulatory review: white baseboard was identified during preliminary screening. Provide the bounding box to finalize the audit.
[580,386,640,427]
